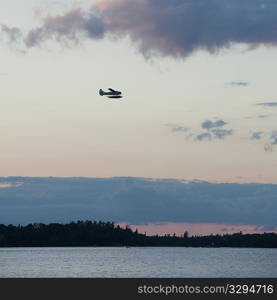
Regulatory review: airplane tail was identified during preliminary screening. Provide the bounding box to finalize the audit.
[99,89,104,96]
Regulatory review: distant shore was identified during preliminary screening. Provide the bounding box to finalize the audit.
[1,221,277,248]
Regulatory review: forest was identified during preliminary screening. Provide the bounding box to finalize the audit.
[0,221,276,248]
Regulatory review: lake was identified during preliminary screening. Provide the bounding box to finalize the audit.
[0,247,276,277]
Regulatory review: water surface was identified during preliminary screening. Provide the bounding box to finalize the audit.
[0,247,276,277]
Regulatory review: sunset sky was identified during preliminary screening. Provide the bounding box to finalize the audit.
[1,0,277,234]
[1,0,277,183]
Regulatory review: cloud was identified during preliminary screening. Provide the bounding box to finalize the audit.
[201,120,227,130]
[195,132,212,141]
[166,124,190,133]
[171,126,189,133]
[211,129,233,139]
[256,102,277,107]
[25,8,106,47]
[185,133,194,140]
[0,25,22,43]
[272,138,277,145]
[3,0,277,58]
[0,177,277,229]
[264,143,273,152]
[128,222,276,236]
[250,131,264,140]
[246,130,277,151]
[167,119,232,142]
[258,114,270,118]
[270,130,277,145]
[199,119,232,141]
[230,82,249,86]
[261,130,277,152]
[0,182,22,188]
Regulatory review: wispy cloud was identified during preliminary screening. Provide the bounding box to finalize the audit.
[261,130,277,152]
[201,120,227,130]
[26,8,106,47]
[247,130,277,152]
[0,182,22,188]
[185,133,194,140]
[165,124,190,133]
[171,126,189,133]
[127,222,276,236]
[250,131,264,140]
[270,131,277,145]
[199,119,232,141]
[3,0,277,58]
[211,129,233,139]
[230,81,249,86]
[256,102,277,107]
[195,132,212,142]
[168,119,232,142]
[0,25,22,44]
[264,143,273,152]
[258,114,270,119]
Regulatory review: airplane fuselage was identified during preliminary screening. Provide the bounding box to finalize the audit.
[99,89,121,96]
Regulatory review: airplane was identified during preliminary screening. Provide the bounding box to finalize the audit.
[99,88,122,98]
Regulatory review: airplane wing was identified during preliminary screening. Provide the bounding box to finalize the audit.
[108,88,116,92]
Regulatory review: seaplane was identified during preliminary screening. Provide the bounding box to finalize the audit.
[99,88,122,99]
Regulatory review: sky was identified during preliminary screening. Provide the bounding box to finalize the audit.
[1,0,277,234]
[1,177,277,235]
[0,0,277,183]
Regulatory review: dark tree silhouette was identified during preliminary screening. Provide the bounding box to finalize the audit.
[0,221,276,248]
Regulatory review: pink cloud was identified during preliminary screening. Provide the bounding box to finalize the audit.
[118,222,277,236]
[0,182,23,188]
[5,0,277,59]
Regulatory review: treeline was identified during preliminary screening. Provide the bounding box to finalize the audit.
[0,221,276,248]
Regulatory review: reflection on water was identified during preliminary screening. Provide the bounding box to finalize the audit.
[0,247,276,278]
